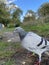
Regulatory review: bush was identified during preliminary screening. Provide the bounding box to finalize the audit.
[43,16,49,23]
[7,24,15,28]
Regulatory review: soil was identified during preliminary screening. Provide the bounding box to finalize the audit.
[10,48,49,65]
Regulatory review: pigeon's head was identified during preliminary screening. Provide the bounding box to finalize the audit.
[7,27,27,42]
[14,27,27,40]
[14,27,24,34]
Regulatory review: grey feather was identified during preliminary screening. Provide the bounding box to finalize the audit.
[14,27,27,40]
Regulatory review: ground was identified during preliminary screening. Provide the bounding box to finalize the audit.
[0,31,49,65]
[0,47,49,65]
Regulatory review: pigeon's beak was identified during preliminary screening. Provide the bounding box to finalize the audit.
[13,30,17,33]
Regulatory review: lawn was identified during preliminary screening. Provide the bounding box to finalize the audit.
[22,23,49,37]
[0,41,21,65]
[0,41,20,57]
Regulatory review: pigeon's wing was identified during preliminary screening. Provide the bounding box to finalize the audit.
[21,32,41,49]
[25,32,41,45]
[21,32,49,56]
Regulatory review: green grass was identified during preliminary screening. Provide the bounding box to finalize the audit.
[0,27,20,59]
[0,23,49,36]
[0,41,20,65]
[22,23,49,36]
[0,27,15,35]
[5,59,15,65]
[0,41,20,58]
[0,59,15,65]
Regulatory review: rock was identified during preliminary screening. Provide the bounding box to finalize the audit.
[2,32,20,42]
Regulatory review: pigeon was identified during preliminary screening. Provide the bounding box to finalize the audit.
[8,27,49,65]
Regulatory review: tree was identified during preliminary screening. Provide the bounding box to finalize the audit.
[38,3,49,17]
[0,2,23,27]
[0,3,10,26]
[23,10,35,22]
[0,0,7,4]
[12,7,23,26]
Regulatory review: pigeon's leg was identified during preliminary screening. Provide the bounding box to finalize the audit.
[34,55,41,65]
[27,52,35,57]
[38,55,41,65]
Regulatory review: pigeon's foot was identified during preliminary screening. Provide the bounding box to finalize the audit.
[30,53,35,57]
[34,61,41,65]
[27,52,35,57]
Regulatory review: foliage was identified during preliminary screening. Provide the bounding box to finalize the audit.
[0,3,23,27]
[21,22,49,37]
[12,8,23,25]
[0,3,10,26]
[38,3,49,17]
[23,10,35,22]
[12,8,23,19]
[0,2,49,27]
[43,16,49,23]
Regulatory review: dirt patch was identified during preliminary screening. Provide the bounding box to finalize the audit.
[10,48,49,65]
